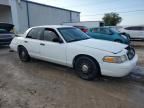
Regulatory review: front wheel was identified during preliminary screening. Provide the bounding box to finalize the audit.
[74,56,100,80]
[18,47,30,62]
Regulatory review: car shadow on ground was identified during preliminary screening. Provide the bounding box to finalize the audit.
[28,57,144,84]
[7,49,144,85]
[0,45,9,49]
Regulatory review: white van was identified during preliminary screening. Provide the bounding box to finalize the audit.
[120,26,144,39]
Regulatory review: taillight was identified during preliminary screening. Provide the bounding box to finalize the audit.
[83,29,88,33]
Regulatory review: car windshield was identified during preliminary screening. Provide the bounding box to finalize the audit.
[58,27,90,42]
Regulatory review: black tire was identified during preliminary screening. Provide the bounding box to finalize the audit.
[74,56,100,80]
[114,39,123,43]
[18,46,30,62]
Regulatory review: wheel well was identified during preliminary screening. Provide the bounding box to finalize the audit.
[73,54,101,74]
[17,45,25,51]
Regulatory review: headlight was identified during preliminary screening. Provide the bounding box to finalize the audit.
[103,55,127,63]
[121,35,127,39]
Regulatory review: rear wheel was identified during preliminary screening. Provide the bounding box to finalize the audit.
[18,47,30,62]
[74,56,100,80]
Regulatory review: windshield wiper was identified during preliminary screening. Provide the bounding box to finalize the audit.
[68,38,90,43]
[68,39,81,42]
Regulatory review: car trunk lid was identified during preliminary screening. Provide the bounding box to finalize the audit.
[0,23,14,32]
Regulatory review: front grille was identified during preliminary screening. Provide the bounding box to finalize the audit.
[125,46,135,60]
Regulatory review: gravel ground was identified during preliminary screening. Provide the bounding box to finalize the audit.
[135,48,144,67]
[132,40,144,67]
[0,46,144,108]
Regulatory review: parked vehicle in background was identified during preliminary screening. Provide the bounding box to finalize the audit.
[10,25,137,80]
[63,21,104,28]
[73,25,88,33]
[106,26,122,32]
[120,26,144,39]
[0,23,14,45]
[87,27,130,44]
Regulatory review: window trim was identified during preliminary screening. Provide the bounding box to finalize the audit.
[42,28,64,43]
[26,28,43,40]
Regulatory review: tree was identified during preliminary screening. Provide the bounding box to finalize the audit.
[102,12,122,26]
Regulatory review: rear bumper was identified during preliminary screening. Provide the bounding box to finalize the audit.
[100,54,138,77]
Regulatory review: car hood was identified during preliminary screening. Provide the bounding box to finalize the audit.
[73,39,127,54]
[0,23,14,31]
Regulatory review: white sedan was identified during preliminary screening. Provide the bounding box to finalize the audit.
[10,25,138,80]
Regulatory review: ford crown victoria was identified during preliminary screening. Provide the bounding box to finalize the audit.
[10,25,138,80]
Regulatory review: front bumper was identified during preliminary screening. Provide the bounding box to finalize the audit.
[100,54,138,77]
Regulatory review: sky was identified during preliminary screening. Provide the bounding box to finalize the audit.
[30,0,144,25]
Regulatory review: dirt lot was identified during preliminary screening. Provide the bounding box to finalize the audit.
[135,48,144,67]
[131,41,144,67]
[0,45,144,108]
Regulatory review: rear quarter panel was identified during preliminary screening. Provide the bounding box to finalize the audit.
[10,37,25,51]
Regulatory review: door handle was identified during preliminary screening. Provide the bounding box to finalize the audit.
[40,43,45,46]
[24,41,28,43]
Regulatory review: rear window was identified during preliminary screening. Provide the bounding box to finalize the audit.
[91,28,112,34]
[125,26,144,31]
[26,28,43,39]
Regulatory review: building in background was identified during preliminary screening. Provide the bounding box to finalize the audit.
[0,0,80,33]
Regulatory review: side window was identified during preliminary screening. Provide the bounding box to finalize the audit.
[125,26,143,31]
[27,28,43,39]
[100,28,108,34]
[43,29,60,42]
[91,28,98,33]
[100,28,106,34]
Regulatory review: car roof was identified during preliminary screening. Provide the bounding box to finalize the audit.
[91,27,109,29]
[31,25,73,29]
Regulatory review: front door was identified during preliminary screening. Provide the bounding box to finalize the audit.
[40,28,67,65]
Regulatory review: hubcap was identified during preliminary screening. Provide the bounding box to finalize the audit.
[21,51,25,57]
[81,65,89,73]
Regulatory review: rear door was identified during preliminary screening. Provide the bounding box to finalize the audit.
[23,28,43,58]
